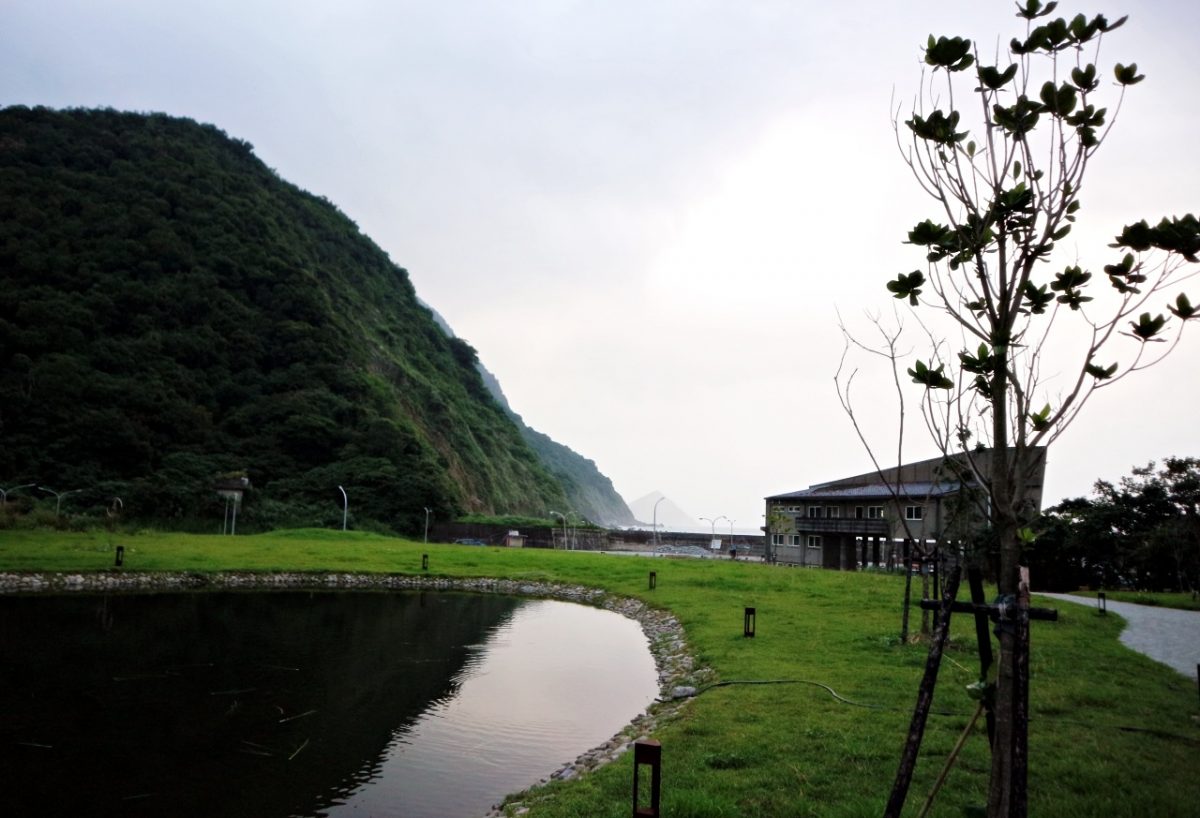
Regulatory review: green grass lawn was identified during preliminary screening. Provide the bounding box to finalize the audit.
[1069,589,1200,612]
[2,529,1197,817]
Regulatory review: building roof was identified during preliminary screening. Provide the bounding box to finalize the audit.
[766,481,962,502]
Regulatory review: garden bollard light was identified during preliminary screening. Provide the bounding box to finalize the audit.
[649,571,656,590]
[1098,592,1106,616]
[422,553,429,571]
[114,546,124,567]
[744,606,756,638]
[632,739,661,817]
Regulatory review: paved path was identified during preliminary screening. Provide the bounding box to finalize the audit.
[1037,593,1200,680]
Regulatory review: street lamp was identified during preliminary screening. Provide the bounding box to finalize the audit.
[0,483,34,507]
[699,515,726,551]
[549,510,567,550]
[337,485,348,531]
[424,507,432,543]
[39,486,81,518]
[728,518,736,545]
[652,496,666,547]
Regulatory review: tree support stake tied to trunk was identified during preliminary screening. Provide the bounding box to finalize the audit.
[886,565,1057,818]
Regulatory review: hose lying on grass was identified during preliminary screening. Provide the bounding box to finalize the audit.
[672,679,1200,745]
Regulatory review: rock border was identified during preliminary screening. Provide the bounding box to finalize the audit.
[0,571,710,817]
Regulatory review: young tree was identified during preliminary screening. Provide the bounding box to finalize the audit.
[872,3,1197,815]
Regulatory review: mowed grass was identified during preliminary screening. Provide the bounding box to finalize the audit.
[1,529,1197,817]
[1070,589,1200,612]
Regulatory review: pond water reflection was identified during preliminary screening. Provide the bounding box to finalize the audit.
[0,591,658,817]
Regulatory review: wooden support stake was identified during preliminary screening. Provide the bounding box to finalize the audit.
[967,567,996,747]
[884,564,962,818]
[1013,566,1032,818]
[632,739,661,817]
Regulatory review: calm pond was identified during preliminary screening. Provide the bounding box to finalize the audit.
[0,591,659,817]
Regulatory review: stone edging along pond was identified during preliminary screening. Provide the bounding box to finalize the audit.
[0,570,712,817]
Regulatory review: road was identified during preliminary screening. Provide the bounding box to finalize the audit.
[1037,592,1200,680]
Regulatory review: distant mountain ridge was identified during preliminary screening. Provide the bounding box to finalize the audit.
[424,305,634,527]
[629,491,697,531]
[0,106,574,532]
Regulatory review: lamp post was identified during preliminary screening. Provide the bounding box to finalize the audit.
[39,486,81,518]
[0,483,34,507]
[424,507,432,543]
[337,485,348,531]
[728,518,736,550]
[550,510,567,550]
[699,515,726,552]
[652,496,666,547]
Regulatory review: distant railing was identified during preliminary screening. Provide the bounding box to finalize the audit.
[789,518,890,536]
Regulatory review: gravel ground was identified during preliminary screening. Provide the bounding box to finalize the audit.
[1037,592,1200,680]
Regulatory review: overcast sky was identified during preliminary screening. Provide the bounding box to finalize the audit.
[4,1,1197,533]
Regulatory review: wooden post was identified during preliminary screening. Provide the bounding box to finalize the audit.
[901,539,913,642]
[967,567,996,747]
[1013,566,1032,818]
[632,739,662,817]
[884,565,962,818]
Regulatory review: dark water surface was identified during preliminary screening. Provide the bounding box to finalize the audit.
[0,591,658,817]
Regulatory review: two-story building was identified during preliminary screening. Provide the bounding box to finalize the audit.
[763,448,1045,569]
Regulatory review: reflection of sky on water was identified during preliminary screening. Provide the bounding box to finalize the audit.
[328,600,658,818]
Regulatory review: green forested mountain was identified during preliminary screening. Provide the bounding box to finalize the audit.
[475,366,635,526]
[424,308,635,527]
[0,106,572,532]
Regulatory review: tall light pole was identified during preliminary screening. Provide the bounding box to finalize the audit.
[39,486,81,518]
[337,485,348,531]
[424,507,432,543]
[0,483,34,507]
[549,510,567,550]
[728,518,736,548]
[652,496,666,547]
[699,515,726,552]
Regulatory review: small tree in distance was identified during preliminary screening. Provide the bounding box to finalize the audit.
[841,3,1198,816]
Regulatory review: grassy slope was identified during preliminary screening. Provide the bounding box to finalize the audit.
[1,530,1196,817]
[1069,589,1200,612]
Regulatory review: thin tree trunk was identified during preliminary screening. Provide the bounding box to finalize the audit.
[988,342,1019,818]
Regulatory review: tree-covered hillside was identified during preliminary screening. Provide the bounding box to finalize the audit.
[0,106,569,532]
[476,367,635,527]
[425,305,635,527]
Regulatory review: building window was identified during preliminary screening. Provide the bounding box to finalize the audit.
[826,506,841,518]
[868,506,885,519]
[807,535,822,548]
[808,506,822,518]
[905,505,923,521]
[789,534,802,546]
[771,533,784,546]
[855,506,864,519]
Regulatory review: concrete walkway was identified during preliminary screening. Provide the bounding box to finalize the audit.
[1037,593,1200,680]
